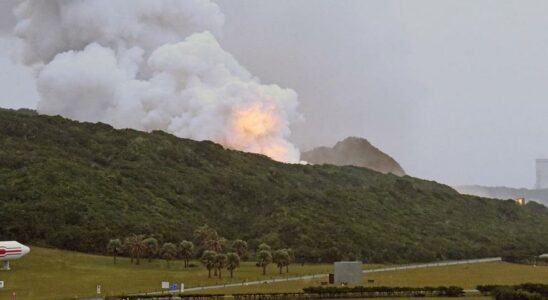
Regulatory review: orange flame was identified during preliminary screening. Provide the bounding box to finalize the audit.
[226,102,292,162]
[232,102,278,137]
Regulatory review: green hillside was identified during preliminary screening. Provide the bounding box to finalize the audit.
[1,108,548,263]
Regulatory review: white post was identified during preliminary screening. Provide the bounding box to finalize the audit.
[2,261,10,271]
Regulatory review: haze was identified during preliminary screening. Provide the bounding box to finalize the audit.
[1,0,547,189]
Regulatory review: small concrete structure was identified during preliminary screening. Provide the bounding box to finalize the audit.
[334,261,362,285]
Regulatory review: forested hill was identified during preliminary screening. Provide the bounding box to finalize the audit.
[1,108,548,263]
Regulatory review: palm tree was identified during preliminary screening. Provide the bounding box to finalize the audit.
[201,250,217,278]
[123,237,134,263]
[206,235,226,253]
[273,249,290,274]
[143,237,159,263]
[194,224,212,240]
[257,250,272,275]
[215,253,227,279]
[160,243,178,268]
[179,240,194,268]
[258,243,271,252]
[194,224,216,246]
[107,239,122,264]
[129,234,146,265]
[194,224,225,252]
[286,248,295,273]
[231,240,248,260]
[226,252,240,278]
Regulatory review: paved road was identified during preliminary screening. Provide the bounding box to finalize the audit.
[135,257,501,296]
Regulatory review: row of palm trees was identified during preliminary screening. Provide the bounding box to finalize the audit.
[106,225,294,278]
[107,234,185,267]
[200,250,240,278]
[255,243,294,275]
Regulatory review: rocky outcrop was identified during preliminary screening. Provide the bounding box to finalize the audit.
[302,137,406,176]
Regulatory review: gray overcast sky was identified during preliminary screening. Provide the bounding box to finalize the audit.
[2,0,548,188]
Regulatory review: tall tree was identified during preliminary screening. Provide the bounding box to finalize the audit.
[256,250,272,275]
[179,240,194,268]
[273,249,290,274]
[194,224,226,252]
[286,248,295,273]
[107,239,122,264]
[194,224,216,246]
[226,252,240,278]
[160,243,178,268]
[128,234,146,265]
[258,243,271,252]
[201,250,217,278]
[206,235,226,252]
[231,239,248,260]
[123,236,134,263]
[215,253,227,279]
[143,237,159,263]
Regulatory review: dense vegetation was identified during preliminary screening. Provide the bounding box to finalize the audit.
[123,286,465,300]
[2,108,548,263]
[477,283,548,299]
[303,286,465,297]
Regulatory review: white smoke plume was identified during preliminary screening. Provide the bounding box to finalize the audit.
[13,0,301,163]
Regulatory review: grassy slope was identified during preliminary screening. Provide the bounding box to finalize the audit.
[2,108,548,262]
[0,247,335,300]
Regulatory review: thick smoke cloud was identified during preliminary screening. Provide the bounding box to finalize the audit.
[14,0,301,163]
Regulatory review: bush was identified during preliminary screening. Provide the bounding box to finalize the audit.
[478,283,548,300]
[302,286,464,297]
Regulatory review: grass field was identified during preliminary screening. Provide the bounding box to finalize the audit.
[202,261,548,295]
[3,247,548,299]
[0,247,336,300]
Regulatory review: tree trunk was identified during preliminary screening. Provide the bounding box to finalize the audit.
[286,265,289,273]
[208,268,212,278]
[279,266,282,274]
[136,253,140,265]
[218,269,222,279]
[148,255,152,263]
[230,269,234,278]
[262,265,266,275]
[214,267,218,276]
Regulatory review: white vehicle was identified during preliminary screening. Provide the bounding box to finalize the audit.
[0,241,30,270]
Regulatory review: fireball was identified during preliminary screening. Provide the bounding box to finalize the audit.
[225,101,294,162]
[232,102,279,138]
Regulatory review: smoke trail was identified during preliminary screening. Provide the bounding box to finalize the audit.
[13,0,301,162]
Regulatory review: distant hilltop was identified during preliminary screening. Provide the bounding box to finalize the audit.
[455,185,548,206]
[301,137,406,176]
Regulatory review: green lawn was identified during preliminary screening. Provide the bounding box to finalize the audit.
[0,247,335,300]
[3,247,548,300]
[363,262,548,288]
[200,262,548,295]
